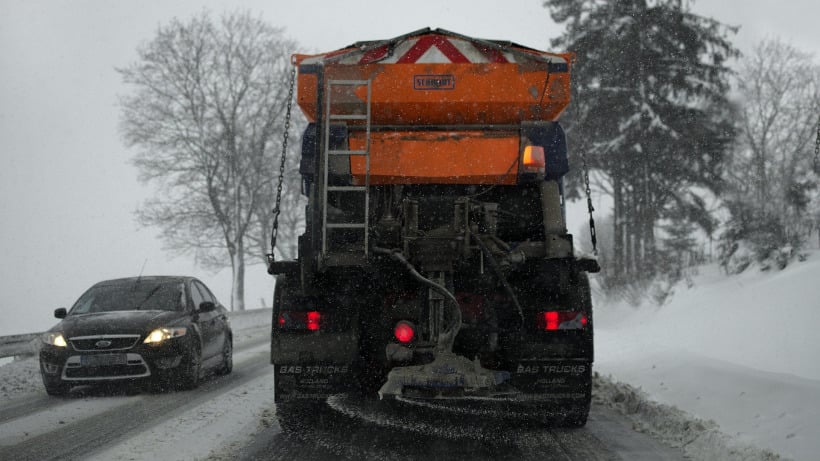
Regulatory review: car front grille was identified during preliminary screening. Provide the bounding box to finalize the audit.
[62,353,151,380]
[64,364,149,379]
[69,335,141,351]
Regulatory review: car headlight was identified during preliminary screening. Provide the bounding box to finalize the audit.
[42,332,67,347]
[143,327,187,344]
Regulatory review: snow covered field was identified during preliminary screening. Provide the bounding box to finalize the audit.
[594,250,820,461]
[2,256,818,460]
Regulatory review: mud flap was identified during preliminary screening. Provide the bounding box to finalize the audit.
[274,363,354,403]
[510,359,592,423]
[511,360,590,395]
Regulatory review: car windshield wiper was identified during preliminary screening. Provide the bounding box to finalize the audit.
[134,285,163,310]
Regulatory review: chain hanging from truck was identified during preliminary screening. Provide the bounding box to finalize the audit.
[813,115,819,175]
[267,66,296,267]
[580,148,598,256]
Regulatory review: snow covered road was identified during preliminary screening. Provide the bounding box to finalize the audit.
[1,308,688,461]
[238,399,686,461]
[4,249,816,461]
[1,343,686,460]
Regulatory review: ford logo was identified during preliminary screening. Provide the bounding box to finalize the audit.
[95,340,112,348]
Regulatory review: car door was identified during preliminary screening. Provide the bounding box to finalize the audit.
[197,281,228,356]
[189,280,216,360]
[192,280,222,360]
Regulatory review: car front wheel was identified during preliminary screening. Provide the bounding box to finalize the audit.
[177,341,202,390]
[217,338,232,376]
[42,375,70,396]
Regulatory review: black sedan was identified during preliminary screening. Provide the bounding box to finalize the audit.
[39,276,233,396]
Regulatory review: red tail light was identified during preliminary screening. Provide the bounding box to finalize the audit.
[277,311,321,331]
[394,321,415,343]
[306,311,321,331]
[537,311,588,331]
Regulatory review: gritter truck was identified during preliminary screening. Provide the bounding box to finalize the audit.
[267,28,599,428]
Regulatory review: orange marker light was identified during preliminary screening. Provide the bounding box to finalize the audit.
[522,146,545,173]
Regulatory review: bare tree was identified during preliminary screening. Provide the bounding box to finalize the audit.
[724,38,820,257]
[119,11,297,310]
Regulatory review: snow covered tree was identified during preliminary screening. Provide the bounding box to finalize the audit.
[720,39,820,272]
[119,11,298,310]
[544,0,737,287]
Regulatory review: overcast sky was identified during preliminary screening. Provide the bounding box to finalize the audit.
[1,0,818,336]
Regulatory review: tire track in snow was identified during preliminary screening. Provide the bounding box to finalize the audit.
[238,394,685,461]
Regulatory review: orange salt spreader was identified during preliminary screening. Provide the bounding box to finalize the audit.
[292,28,574,185]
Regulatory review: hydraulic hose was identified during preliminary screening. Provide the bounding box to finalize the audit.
[373,247,462,352]
[472,235,525,327]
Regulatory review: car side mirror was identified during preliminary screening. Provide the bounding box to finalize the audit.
[198,301,216,313]
[54,308,67,319]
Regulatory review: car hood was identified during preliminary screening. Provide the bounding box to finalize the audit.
[56,310,186,337]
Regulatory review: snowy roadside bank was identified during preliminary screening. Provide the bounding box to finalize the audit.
[594,251,820,461]
[594,373,782,461]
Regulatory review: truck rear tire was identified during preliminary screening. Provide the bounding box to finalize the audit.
[530,372,592,428]
[276,400,330,434]
[562,405,590,427]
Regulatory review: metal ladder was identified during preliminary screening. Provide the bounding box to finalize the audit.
[321,79,372,265]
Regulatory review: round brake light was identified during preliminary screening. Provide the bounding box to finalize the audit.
[394,321,415,343]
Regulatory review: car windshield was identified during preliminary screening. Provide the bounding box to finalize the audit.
[70,281,185,314]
